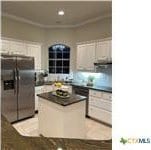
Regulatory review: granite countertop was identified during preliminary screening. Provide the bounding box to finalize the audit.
[71,83,112,93]
[37,92,87,106]
[2,115,112,150]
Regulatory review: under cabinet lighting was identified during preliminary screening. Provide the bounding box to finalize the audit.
[58,10,64,16]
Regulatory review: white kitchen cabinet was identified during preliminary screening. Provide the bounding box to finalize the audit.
[89,106,111,124]
[88,89,112,125]
[95,40,112,62]
[1,38,42,70]
[35,85,53,111]
[76,44,86,70]
[10,41,27,55]
[27,44,41,70]
[85,43,96,70]
[89,96,112,112]
[89,90,102,98]
[76,43,95,71]
[35,86,44,111]
[1,40,10,54]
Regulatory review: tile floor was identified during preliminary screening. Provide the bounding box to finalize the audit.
[13,114,111,140]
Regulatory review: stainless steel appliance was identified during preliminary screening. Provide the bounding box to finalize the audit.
[72,85,89,117]
[94,61,111,71]
[1,54,35,123]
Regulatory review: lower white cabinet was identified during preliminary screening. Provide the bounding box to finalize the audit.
[89,106,111,124]
[89,97,112,112]
[88,90,112,125]
[35,85,53,111]
[35,86,44,111]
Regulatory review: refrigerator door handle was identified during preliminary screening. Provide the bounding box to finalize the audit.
[17,69,21,80]
[14,69,17,95]
[17,69,20,94]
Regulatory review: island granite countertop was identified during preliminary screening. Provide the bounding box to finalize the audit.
[37,92,87,106]
[2,115,112,150]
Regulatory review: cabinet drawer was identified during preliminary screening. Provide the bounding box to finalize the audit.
[89,90,102,98]
[89,106,111,124]
[102,93,112,101]
[89,96,112,112]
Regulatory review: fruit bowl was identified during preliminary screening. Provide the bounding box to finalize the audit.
[52,89,70,98]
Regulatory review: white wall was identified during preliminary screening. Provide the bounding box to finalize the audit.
[75,17,112,42]
[1,16,45,43]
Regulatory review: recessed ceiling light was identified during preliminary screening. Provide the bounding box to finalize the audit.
[58,10,64,16]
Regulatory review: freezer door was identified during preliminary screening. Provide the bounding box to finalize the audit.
[1,55,18,122]
[17,56,35,120]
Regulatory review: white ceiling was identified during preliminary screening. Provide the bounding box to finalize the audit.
[2,1,112,28]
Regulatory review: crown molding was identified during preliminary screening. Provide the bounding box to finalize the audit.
[2,12,111,29]
[73,14,111,28]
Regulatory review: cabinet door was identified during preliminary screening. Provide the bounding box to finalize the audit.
[35,86,44,111]
[1,40,10,53]
[89,96,112,112]
[10,41,27,55]
[77,43,95,71]
[96,40,111,61]
[89,106,111,124]
[76,44,86,70]
[85,43,95,70]
[27,44,41,70]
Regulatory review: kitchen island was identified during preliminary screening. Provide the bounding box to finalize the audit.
[37,92,87,139]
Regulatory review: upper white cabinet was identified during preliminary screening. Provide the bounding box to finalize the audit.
[76,43,95,71]
[1,38,42,70]
[27,44,41,70]
[77,44,86,70]
[1,40,10,53]
[95,40,112,62]
[76,38,112,71]
[10,41,27,55]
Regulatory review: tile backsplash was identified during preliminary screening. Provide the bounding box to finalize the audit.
[73,66,112,87]
[47,66,112,87]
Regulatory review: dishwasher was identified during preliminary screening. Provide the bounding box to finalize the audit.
[72,85,89,117]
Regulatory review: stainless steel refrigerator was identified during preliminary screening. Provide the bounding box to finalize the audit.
[1,54,35,123]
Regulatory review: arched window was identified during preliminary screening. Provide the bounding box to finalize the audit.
[48,44,70,74]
